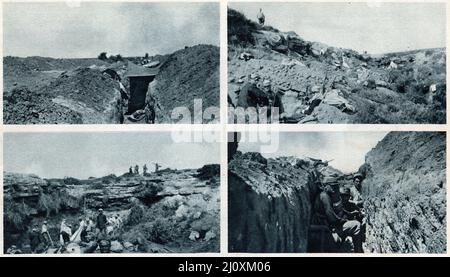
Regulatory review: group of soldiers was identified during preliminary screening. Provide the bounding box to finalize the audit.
[128,163,161,175]
[232,75,285,123]
[16,209,123,254]
[312,173,365,252]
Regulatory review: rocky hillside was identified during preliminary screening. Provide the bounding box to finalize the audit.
[152,44,220,123]
[4,165,220,253]
[228,9,446,124]
[362,132,446,253]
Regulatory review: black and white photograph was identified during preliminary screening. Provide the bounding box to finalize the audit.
[3,2,220,124]
[227,2,446,124]
[228,131,446,253]
[3,132,220,254]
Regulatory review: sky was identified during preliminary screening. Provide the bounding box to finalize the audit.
[238,132,388,173]
[3,132,220,179]
[3,2,219,58]
[229,2,446,54]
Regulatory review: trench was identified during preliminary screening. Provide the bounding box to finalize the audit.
[228,132,446,253]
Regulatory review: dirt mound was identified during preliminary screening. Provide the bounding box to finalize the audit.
[362,132,446,253]
[3,87,83,124]
[228,8,446,124]
[152,45,220,123]
[42,67,120,122]
[3,56,109,75]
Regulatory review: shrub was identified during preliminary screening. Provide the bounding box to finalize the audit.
[109,54,123,63]
[126,203,144,226]
[4,200,31,232]
[228,8,258,47]
[98,52,108,61]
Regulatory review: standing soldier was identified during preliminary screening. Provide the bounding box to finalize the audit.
[134,165,139,175]
[350,173,364,207]
[257,8,265,25]
[96,209,107,234]
[144,96,156,124]
[143,164,148,175]
[154,162,161,173]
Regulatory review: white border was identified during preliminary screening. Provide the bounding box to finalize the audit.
[0,0,449,257]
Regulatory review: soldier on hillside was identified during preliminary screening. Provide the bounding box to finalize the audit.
[134,165,139,175]
[257,8,265,25]
[261,79,285,123]
[143,164,148,175]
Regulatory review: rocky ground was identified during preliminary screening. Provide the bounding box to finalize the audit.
[3,44,219,124]
[3,164,220,254]
[362,132,446,253]
[228,9,446,124]
[228,131,446,253]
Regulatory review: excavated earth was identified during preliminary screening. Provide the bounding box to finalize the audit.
[228,152,335,252]
[4,44,220,124]
[152,44,220,123]
[362,132,446,253]
[3,165,220,253]
[228,131,446,253]
[228,9,446,124]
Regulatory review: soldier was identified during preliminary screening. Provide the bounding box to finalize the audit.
[41,220,53,247]
[30,224,46,253]
[237,75,269,109]
[257,8,265,25]
[350,173,364,207]
[134,164,139,175]
[96,208,107,234]
[154,162,161,173]
[313,176,363,253]
[262,79,285,123]
[143,164,148,175]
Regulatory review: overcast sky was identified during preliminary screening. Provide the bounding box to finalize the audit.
[4,132,220,179]
[229,2,446,54]
[3,2,219,58]
[238,132,388,173]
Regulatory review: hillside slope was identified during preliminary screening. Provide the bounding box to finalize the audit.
[4,165,220,253]
[152,44,220,123]
[362,132,446,253]
[228,9,446,124]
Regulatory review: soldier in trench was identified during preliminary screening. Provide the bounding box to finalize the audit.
[350,173,364,207]
[313,176,364,252]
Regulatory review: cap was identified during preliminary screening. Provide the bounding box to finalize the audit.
[340,187,351,196]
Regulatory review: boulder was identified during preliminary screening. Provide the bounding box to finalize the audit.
[110,240,124,253]
[189,231,200,241]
